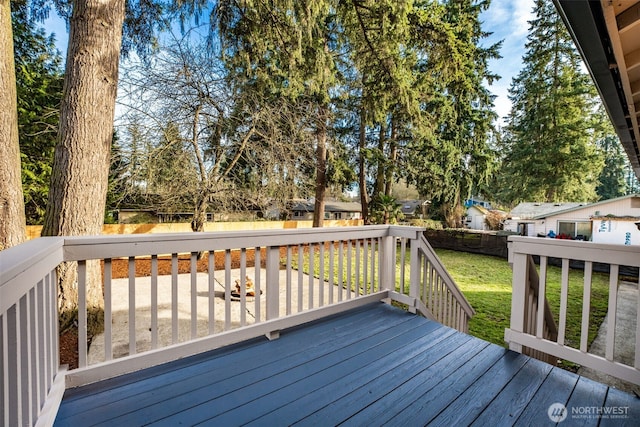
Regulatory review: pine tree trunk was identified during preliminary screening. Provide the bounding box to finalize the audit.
[0,0,26,250]
[358,105,369,224]
[41,0,126,333]
[384,118,397,197]
[374,121,386,195]
[313,107,328,228]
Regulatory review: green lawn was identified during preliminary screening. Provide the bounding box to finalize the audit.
[434,249,610,353]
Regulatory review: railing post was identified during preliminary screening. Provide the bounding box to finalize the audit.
[265,246,280,339]
[409,235,420,314]
[379,235,395,297]
[507,244,528,353]
[78,261,88,368]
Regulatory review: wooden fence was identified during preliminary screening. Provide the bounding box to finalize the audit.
[25,220,363,240]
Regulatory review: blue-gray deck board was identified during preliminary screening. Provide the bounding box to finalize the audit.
[54,303,640,426]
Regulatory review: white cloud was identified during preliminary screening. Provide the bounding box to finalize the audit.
[482,0,510,26]
[511,0,535,37]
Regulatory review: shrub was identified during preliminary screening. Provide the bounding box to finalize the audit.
[485,210,506,230]
[409,219,444,229]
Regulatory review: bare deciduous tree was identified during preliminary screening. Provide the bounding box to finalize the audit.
[116,33,316,230]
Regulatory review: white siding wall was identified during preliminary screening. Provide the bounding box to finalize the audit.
[465,207,487,230]
[532,221,546,236]
[502,220,541,236]
[471,215,486,230]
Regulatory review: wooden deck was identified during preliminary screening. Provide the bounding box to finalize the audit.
[54,303,640,426]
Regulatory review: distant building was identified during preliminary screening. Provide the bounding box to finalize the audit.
[504,202,587,237]
[116,209,157,223]
[398,200,430,219]
[465,205,490,230]
[503,194,640,244]
[290,200,362,221]
[116,208,266,224]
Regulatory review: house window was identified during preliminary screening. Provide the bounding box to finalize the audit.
[557,221,592,240]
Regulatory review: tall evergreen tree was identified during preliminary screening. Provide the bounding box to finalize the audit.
[37,0,128,333]
[406,0,500,226]
[496,0,603,204]
[596,134,628,200]
[106,131,127,223]
[146,122,198,210]
[13,6,63,224]
[337,0,419,222]
[333,0,500,226]
[626,165,640,194]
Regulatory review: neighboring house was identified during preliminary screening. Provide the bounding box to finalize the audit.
[504,194,640,244]
[465,205,489,230]
[290,200,362,220]
[503,202,587,237]
[398,200,430,219]
[156,211,216,223]
[116,208,158,223]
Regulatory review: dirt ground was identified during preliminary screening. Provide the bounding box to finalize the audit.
[107,248,268,279]
[59,247,300,369]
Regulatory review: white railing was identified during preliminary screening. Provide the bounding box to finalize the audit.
[0,238,66,427]
[0,225,473,426]
[506,236,640,385]
[390,232,474,333]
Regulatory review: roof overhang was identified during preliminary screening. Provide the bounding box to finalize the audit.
[554,0,640,179]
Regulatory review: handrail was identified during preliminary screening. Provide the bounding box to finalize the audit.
[68,228,394,362]
[0,237,64,313]
[61,226,393,260]
[387,229,474,333]
[506,236,640,385]
[418,234,475,318]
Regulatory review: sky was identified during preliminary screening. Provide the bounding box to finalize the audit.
[43,0,535,125]
[480,0,535,124]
